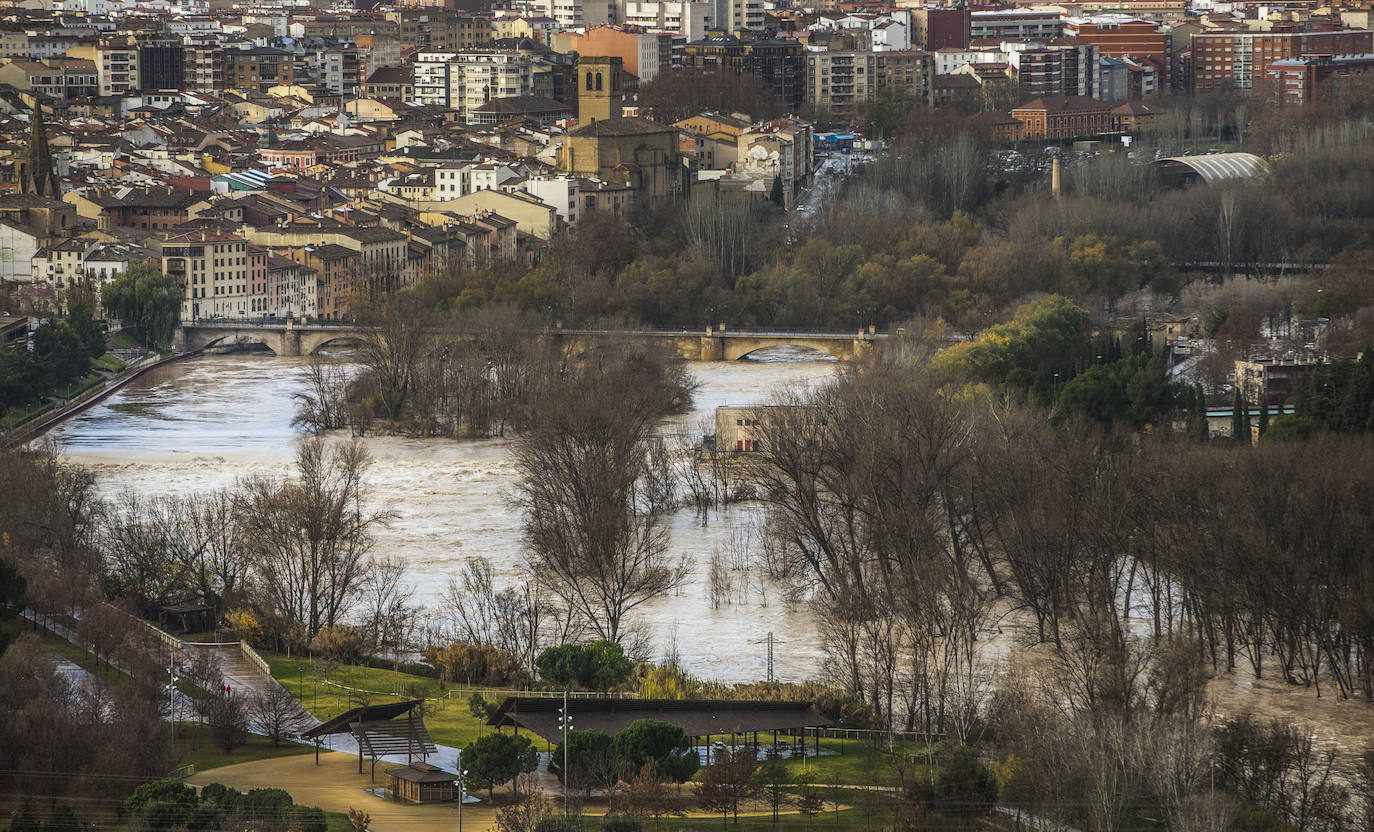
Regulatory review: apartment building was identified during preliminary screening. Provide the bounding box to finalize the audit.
[554,25,671,81]
[622,0,713,41]
[1265,53,1374,104]
[164,230,253,321]
[411,51,538,118]
[183,44,223,93]
[682,34,805,108]
[805,50,930,121]
[1191,27,1373,92]
[384,9,490,51]
[1064,16,1167,67]
[68,37,139,96]
[970,10,1063,42]
[1005,41,1099,98]
[224,47,296,93]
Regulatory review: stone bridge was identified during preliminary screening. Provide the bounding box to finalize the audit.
[175,320,888,361]
[175,320,370,357]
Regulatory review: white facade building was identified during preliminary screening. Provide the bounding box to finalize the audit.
[622,0,712,39]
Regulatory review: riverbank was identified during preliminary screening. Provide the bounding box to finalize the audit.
[1,349,199,449]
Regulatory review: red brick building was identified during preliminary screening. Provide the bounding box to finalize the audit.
[1063,15,1168,66]
[1011,95,1112,138]
[1191,27,1373,93]
[1265,53,1374,104]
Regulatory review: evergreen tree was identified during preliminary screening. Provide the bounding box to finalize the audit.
[1232,388,1249,444]
[9,807,39,832]
[1188,384,1210,441]
[44,804,80,832]
[1257,390,1270,436]
[768,175,783,206]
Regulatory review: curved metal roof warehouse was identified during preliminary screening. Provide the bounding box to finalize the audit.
[1156,152,1272,185]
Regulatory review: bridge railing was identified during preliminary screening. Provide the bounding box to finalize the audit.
[182,319,899,338]
[184,316,360,329]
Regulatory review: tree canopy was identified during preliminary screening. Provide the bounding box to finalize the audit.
[611,719,699,783]
[101,264,181,349]
[463,731,538,798]
[536,640,635,691]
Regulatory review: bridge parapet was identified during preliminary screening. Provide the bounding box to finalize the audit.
[176,321,887,361]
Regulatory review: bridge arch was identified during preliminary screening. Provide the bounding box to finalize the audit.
[302,333,368,355]
[191,331,282,355]
[725,339,856,362]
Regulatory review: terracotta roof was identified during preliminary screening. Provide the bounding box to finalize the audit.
[568,116,676,137]
[1013,95,1110,112]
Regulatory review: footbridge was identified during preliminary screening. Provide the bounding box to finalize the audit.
[175,320,889,361]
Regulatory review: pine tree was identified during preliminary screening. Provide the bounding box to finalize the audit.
[1232,388,1249,444]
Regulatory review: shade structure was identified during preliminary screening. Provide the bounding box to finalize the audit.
[487,697,832,743]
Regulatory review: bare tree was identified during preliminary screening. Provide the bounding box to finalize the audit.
[294,357,352,434]
[515,348,691,643]
[204,686,249,753]
[238,438,393,636]
[249,684,311,745]
[358,553,414,658]
[352,292,436,422]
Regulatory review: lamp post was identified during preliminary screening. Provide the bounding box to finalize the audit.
[557,692,573,815]
[164,664,180,747]
[456,748,469,832]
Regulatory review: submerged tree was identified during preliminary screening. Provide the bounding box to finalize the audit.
[237,438,393,636]
[515,346,692,643]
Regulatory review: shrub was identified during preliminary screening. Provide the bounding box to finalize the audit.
[601,813,642,832]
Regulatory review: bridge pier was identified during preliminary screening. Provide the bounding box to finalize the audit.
[700,329,725,362]
[173,328,187,353]
[278,329,302,357]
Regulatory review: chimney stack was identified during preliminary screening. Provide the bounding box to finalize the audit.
[1051,154,1062,200]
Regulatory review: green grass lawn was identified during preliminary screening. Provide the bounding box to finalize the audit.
[267,654,498,748]
[769,739,932,788]
[111,331,142,349]
[93,352,128,372]
[53,371,104,399]
[174,722,316,773]
[0,398,54,429]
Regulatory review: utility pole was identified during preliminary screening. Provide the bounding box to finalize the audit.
[750,631,784,683]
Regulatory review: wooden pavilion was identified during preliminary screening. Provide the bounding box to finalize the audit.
[486,697,832,762]
[301,699,438,781]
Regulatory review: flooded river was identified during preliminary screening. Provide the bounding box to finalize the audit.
[48,350,839,683]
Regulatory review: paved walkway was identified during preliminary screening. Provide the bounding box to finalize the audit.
[181,642,317,731]
[189,751,500,832]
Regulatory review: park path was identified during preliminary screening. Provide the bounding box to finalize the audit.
[190,751,498,832]
[180,642,319,732]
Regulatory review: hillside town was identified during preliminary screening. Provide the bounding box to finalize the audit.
[6,0,1374,825]
[0,0,1366,321]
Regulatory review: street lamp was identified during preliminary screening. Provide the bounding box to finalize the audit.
[557,693,573,815]
[164,665,180,746]
[456,748,469,832]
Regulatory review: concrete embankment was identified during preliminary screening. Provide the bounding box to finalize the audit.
[2,350,201,449]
